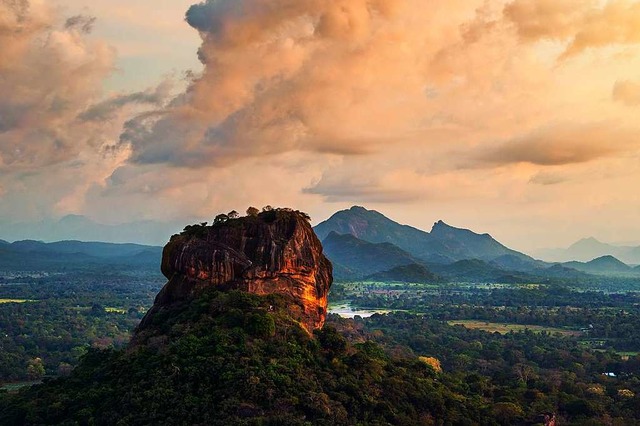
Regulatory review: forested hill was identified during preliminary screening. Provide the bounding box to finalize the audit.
[0,290,487,424]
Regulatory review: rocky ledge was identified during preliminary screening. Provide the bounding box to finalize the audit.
[135,208,333,336]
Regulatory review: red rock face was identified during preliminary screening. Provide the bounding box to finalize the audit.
[138,210,333,333]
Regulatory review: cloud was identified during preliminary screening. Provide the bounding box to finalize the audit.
[503,0,640,59]
[117,0,640,170]
[65,15,97,33]
[613,80,640,106]
[119,0,440,167]
[529,172,569,186]
[476,124,638,167]
[304,173,422,204]
[4,0,640,250]
[78,80,173,122]
[0,1,115,169]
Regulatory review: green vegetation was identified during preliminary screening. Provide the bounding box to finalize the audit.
[2,289,640,424]
[0,270,163,382]
[0,290,487,425]
[447,320,579,337]
[2,234,640,423]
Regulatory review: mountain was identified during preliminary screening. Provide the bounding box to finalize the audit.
[536,237,640,264]
[563,255,633,275]
[365,263,440,283]
[314,206,440,257]
[322,232,421,279]
[6,240,160,258]
[429,220,535,263]
[0,240,162,270]
[314,206,535,264]
[0,215,184,246]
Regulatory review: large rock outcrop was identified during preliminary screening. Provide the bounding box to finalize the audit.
[136,209,333,335]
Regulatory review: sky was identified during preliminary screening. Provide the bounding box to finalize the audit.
[1,0,640,254]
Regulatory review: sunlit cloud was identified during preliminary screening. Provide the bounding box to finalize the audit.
[2,0,640,251]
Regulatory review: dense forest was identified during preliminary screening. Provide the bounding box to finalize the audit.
[0,270,163,381]
[1,289,639,425]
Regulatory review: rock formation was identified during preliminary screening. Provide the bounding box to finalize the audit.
[136,209,333,335]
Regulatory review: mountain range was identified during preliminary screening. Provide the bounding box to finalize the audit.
[535,237,640,264]
[0,239,162,270]
[2,206,639,281]
[0,215,182,246]
[314,206,640,282]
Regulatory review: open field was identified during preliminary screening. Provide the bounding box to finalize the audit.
[0,299,33,304]
[448,320,580,337]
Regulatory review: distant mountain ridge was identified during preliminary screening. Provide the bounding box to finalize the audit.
[536,237,640,264]
[0,215,182,246]
[315,206,640,282]
[315,206,536,264]
[0,239,162,270]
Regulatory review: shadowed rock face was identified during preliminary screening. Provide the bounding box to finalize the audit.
[136,210,333,334]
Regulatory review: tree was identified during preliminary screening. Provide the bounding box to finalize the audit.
[214,214,229,224]
[419,356,442,373]
[27,358,45,380]
[228,210,239,219]
[262,205,273,212]
[246,207,259,217]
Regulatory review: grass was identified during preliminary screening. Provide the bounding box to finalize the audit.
[105,307,127,314]
[0,299,33,304]
[448,320,579,337]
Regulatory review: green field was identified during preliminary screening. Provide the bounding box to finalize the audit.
[448,320,579,337]
[0,299,33,304]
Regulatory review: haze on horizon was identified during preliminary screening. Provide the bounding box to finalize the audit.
[1,0,640,254]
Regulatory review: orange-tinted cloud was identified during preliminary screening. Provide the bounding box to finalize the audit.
[477,124,637,166]
[504,0,640,59]
[3,0,640,251]
[0,1,114,169]
[613,80,640,106]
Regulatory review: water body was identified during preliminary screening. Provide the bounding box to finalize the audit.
[328,304,390,318]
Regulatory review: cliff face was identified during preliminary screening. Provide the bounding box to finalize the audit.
[136,210,333,334]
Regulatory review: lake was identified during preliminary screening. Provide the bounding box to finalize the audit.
[328,304,390,318]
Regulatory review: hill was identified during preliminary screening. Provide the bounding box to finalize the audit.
[564,255,633,275]
[321,232,421,279]
[0,289,487,425]
[427,259,536,283]
[365,263,440,283]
